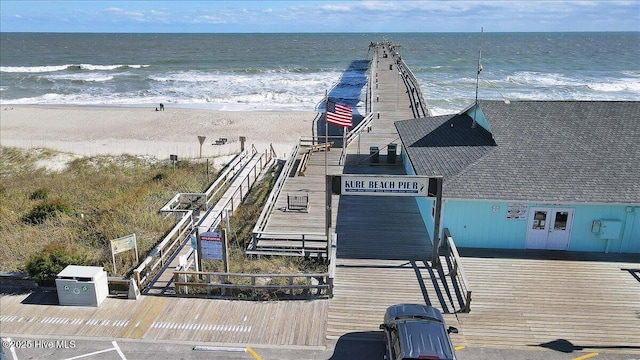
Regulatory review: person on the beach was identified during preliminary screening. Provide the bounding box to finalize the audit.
[159,103,164,111]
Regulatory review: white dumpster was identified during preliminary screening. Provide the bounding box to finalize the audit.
[56,265,108,307]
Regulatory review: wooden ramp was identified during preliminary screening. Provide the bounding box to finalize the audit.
[146,150,271,295]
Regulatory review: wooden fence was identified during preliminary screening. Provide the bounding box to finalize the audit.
[173,271,332,300]
[174,234,338,300]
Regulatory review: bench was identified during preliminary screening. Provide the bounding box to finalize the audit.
[308,142,333,153]
[287,193,309,212]
[296,152,310,176]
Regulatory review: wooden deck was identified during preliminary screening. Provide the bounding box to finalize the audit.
[0,292,327,347]
[455,249,640,352]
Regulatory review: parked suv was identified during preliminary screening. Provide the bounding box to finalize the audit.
[380,304,458,360]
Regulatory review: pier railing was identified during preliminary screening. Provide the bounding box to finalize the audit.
[444,228,473,312]
[251,143,300,239]
[387,42,430,118]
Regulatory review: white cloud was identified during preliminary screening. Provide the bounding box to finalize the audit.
[319,4,352,12]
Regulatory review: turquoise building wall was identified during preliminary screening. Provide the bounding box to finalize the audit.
[441,200,640,253]
[402,150,435,244]
[401,144,640,253]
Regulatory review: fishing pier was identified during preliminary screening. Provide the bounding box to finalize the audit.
[2,41,639,357]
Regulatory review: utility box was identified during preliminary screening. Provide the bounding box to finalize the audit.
[56,265,108,307]
[599,220,623,240]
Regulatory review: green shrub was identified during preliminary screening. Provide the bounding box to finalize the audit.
[29,188,49,200]
[152,172,167,182]
[24,199,72,224]
[25,243,89,286]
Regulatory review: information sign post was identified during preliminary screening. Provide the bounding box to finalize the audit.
[109,234,138,274]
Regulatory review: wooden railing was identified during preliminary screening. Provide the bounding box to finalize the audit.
[386,42,430,118]
[173,270,332,299]
[133,147,271,291]
[252,143,300,241]
[444,228,472,312]
[197,147,273,233]
[132,212,193,289]
[159,150,251,214]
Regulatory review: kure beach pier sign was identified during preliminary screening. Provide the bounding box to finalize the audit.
[341,174,431,196]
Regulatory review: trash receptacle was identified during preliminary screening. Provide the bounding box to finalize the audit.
[387,143,397,164]
[370,146,379,164]
[56,265,108,307]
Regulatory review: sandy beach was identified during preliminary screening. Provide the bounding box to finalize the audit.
[0,106,316,163]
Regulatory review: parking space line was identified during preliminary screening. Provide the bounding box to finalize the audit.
[63,341,126,360]
[5,337,19,360]
[573,353,598,360]
[246,347,262,360]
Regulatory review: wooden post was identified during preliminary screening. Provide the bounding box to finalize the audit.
[223,229,230,273]
[431,177,443,268]
[325,175,332,255]
[196,227,202,273]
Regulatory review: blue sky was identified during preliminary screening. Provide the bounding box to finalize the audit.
[1,1,638,33]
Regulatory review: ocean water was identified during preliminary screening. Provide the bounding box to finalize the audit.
[1,32,638,115]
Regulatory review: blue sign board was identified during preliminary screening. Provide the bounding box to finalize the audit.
[200,231,223,260]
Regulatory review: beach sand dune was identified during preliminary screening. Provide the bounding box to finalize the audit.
[0,106,315,161]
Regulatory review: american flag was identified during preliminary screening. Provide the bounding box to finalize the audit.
[326,100,352,128]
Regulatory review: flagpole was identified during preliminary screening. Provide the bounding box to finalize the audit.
[340,126,347,164]
[472,27,483,128]
[324,90,328,177]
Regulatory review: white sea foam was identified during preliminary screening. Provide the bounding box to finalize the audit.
[0,64,149,73]
[1,65,70,73]
[47,73,115,82]
[506,72,581,87]
[586,79,640,92]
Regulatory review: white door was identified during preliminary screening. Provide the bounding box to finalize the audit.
[525,208,573,250]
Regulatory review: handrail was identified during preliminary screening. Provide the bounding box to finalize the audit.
[444,228,472,313]
[392,52,430,118]
[197,148,271,233]
[346,112,374,146]
[133,212,193,289]
[134,148,265,290]
[159,150,250,213]
[251,143,300,239]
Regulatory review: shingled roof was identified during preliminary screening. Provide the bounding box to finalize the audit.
[395,100,640,204]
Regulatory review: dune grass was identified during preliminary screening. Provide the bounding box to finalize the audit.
[0,146,212,276]
[0,146,327,282]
